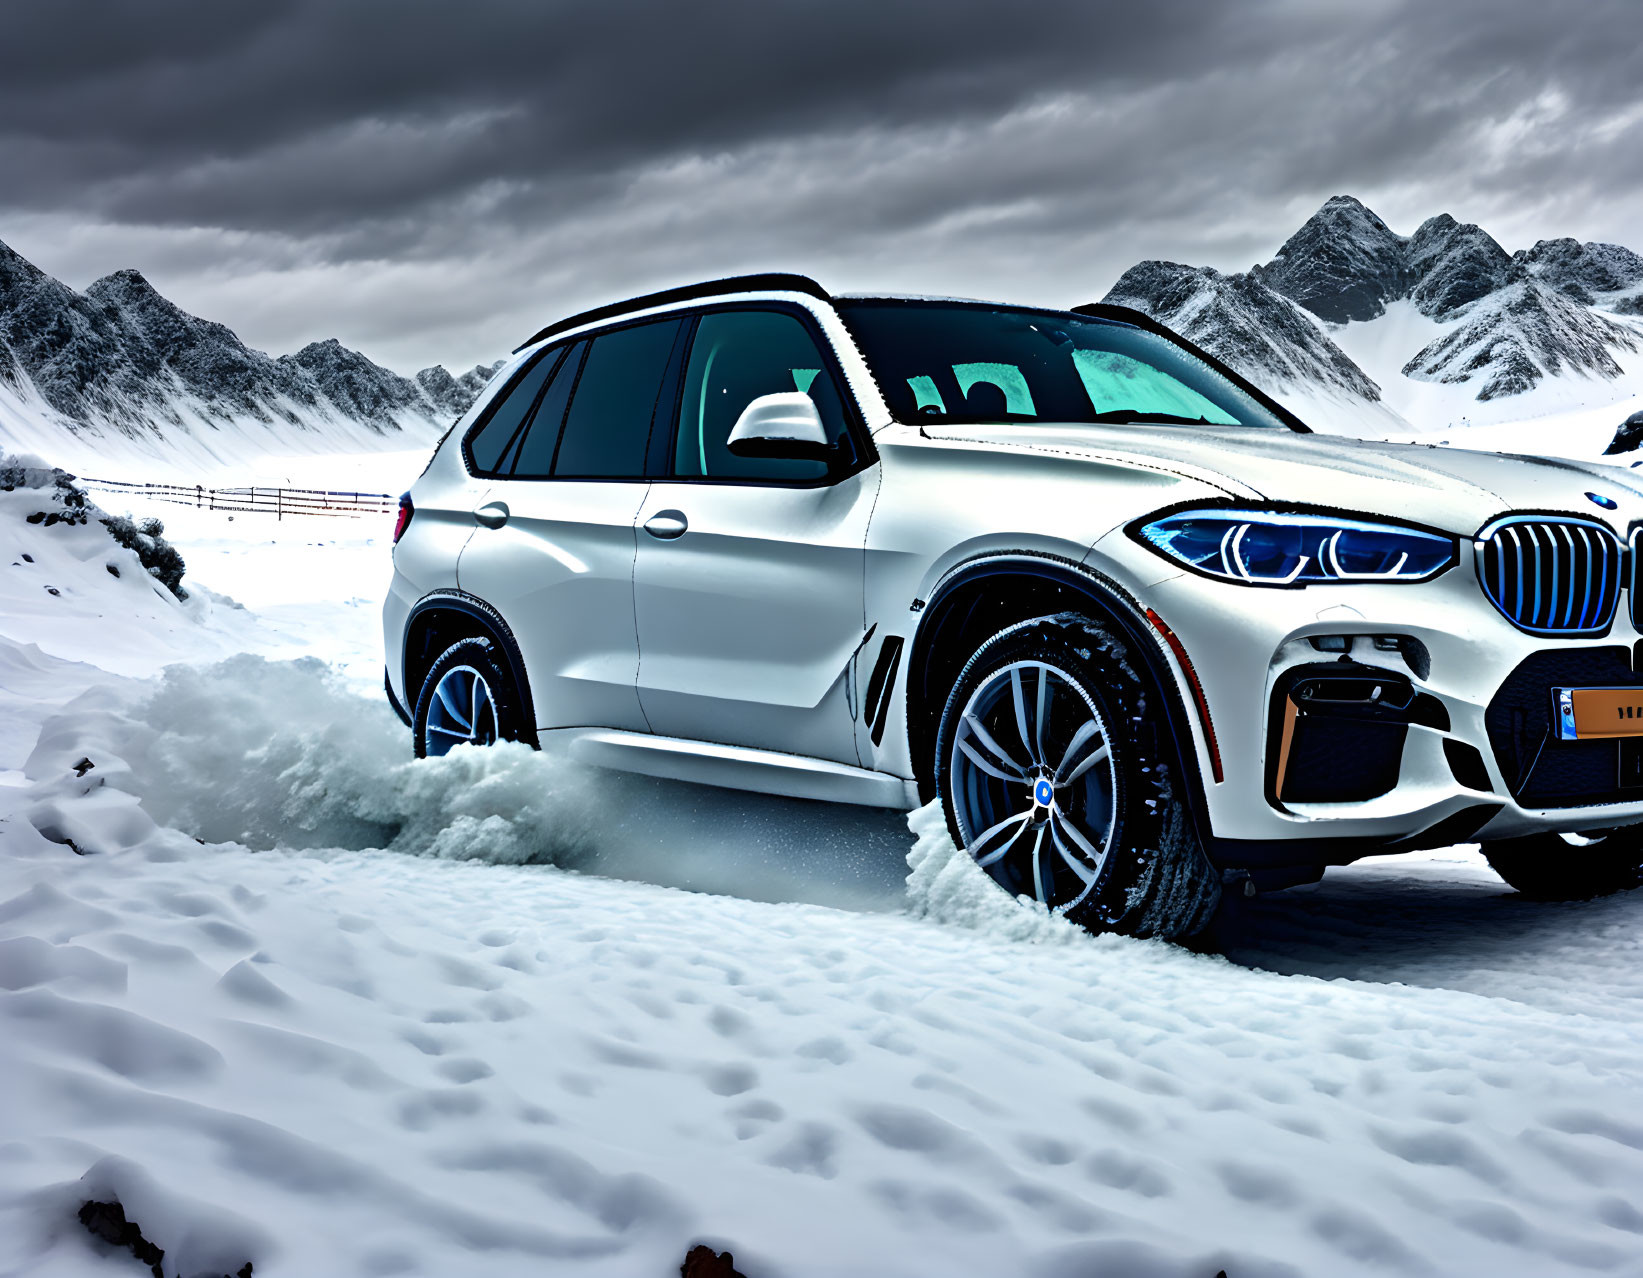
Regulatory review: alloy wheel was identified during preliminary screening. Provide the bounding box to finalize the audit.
[948,659,1120,910]
[422,664,500,757]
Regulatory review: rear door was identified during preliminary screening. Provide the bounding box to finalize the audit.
[633,306,878,764]
[457,317,683,733]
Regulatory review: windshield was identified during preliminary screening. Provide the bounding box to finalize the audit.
[836,300,1297,431]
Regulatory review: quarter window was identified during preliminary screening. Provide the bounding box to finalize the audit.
[673,310,849,483]
[508,341,586,478]
[465,346,565,475]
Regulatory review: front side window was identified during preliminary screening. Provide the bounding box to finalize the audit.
[837,300,1293,430]
[673,309,851,482]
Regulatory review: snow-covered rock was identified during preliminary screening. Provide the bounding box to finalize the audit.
[1511,236,1643,299]
[1405,215,1512,320]
[1253,195,1412,324]
[1401,280,1640,401]
[1102,260,1383,403]
[1604,408,1643,455]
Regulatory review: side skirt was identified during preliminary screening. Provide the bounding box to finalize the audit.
[547,728,919,810]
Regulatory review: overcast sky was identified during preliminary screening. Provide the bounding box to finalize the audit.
[3,0,1641,373]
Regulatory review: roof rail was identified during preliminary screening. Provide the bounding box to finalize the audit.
[514,272,830,352]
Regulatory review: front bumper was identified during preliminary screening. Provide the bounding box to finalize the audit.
[1090,529,1643,856]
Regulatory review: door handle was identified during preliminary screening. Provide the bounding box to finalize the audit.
[474,500,510,529]
[643,510,688,540]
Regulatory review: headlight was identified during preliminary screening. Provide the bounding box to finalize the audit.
[1135,509,1456,585]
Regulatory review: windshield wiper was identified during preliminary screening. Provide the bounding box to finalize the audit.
[1088,410,1216,425]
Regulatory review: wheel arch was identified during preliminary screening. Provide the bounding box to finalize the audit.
[905,554,1211,843]
[403,591,539,747]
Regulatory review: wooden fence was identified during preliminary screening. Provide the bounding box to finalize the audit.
[79,476,398,520]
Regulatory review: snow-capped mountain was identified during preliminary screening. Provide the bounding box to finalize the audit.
[1401,280,1639,401]
[0,237,501,469]
[1252,195,1412,324]
[1101,195,1643,434]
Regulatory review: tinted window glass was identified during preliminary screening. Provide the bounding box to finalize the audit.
[466,348,562,473]
[674,310,849,482]
[837,300,1290,430]
[508,341,585,478]
[551,319,681,478]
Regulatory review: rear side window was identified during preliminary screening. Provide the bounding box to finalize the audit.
[465,347,564,474]
[550,318,682,479]
[508,341,586,478]
[673,309,849,483]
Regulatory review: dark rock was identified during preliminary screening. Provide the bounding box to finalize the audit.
[78,1200,164,1277]
[1405,214,1512,319]
[1604,410,1643,455]
[1253,195,1411,323]
[1103,259,1381,400]
[76,1199,252,1278]
[682,1244,747,1278]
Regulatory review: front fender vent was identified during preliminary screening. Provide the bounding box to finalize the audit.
[1475,516,1621,636]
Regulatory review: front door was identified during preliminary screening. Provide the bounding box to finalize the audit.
[633,307,877,764]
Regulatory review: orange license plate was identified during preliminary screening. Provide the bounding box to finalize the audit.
[1554,687,1643,740]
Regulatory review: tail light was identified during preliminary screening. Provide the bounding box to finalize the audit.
[392,493,413,544]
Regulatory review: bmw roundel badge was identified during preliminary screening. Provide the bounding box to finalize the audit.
[1586,491,1618,510]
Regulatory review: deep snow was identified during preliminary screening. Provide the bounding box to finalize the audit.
[2,450,1643,1277]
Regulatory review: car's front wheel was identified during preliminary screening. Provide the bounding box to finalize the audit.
[413,635,528,759]
[932,612,1220,939]
[1481,827,1643,900]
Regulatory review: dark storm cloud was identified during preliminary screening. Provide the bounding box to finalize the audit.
[2,0,1640,369]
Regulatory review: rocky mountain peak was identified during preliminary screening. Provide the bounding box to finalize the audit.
[1405,215,1511,319]
[414,361,504,418]
[1254,195,1412,323]
[282,338,426,430]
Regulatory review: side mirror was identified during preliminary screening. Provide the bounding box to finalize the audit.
[726,392,832,461]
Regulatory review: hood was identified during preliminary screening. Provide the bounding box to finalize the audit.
[920,423,1643,534]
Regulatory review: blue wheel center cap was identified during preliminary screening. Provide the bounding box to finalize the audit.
[1034,779,1054,806]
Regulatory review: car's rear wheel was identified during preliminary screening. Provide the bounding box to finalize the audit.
[933,612,1220,939]
[413,635,527,759]
[1481,827,1643,900]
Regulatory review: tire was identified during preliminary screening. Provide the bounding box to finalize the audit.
[932,612,1221,939]
[413,635,529,759]
[1482,827,1643,900]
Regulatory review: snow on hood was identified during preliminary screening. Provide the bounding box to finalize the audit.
[921,422,1643,533]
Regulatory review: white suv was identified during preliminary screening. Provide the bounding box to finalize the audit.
[385,273,1643,938]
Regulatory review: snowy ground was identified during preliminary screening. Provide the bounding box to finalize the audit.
[3,450,1643,1278]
